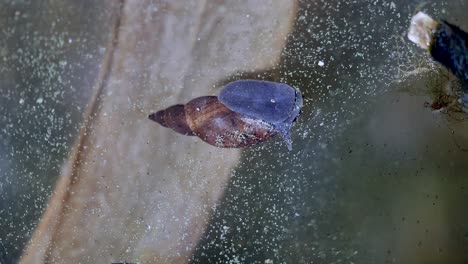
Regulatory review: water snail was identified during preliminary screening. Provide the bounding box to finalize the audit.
[148,80,303,150]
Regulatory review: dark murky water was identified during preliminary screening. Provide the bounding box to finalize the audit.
[192,1,468,263]
[0,1,115,263]
[1,0,468,263]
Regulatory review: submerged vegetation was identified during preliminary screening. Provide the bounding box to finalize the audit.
[396,37,466,118]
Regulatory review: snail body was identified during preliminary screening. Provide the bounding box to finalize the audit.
[219,80,302,149]
[149,80,302,150]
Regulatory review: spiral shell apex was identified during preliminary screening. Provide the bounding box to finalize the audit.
[149,80,303,150]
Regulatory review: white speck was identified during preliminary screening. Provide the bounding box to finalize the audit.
[36,97,44,104]
[147,225,152,230]
[14,11,20,16]
[319,122,324,126]
[246,14,250,18]
[68,38,73,44]
[220,225,230,240]
[196,107,200,111]
[294,212,300,217]
[318,61,325,67]
[270,98,276,103]
[19,98,24,105]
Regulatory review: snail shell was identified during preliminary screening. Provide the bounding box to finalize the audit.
[149,80,302,150]
[149,96,276,148]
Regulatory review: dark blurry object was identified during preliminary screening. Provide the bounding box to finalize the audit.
[408,12,468,113]
[149,80,303,150]
[408,12,468,84]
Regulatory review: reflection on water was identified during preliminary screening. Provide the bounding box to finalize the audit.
[193,0,468,263]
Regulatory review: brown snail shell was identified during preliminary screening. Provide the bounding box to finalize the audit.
[149,104,195,136]
[149,96,276,148]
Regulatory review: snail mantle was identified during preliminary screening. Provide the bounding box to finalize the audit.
[149,80,303,150]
